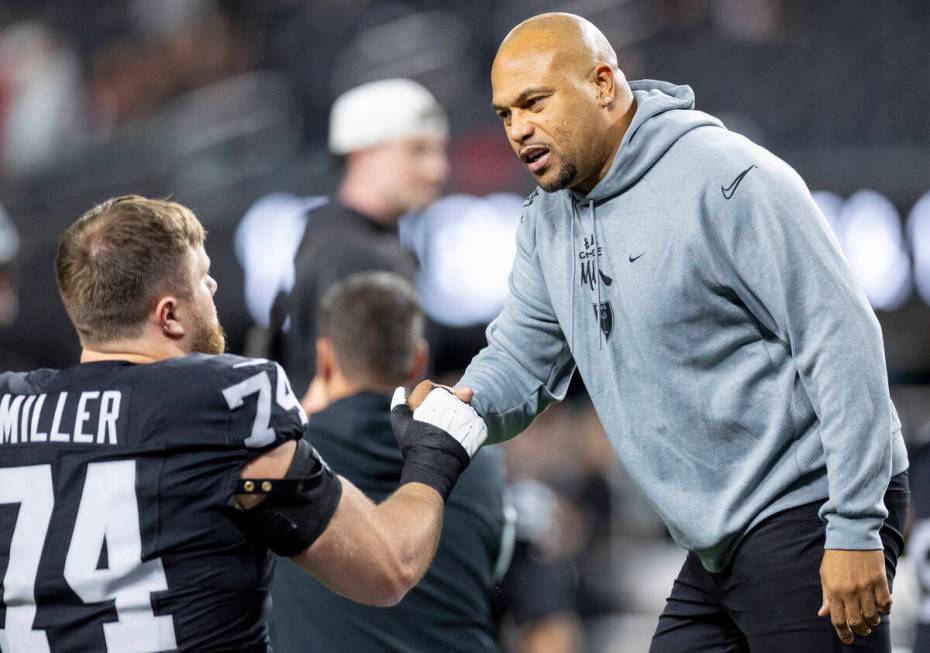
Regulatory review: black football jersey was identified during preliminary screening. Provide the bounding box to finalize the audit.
[0,354,311,653]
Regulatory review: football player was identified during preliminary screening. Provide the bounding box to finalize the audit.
[0,195,483,652]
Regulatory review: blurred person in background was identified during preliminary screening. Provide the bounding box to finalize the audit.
[907,420,930,653]
[87,0,255,136]
[497,477,585,653]
[0,19,82,178]
[407,12,909,652]
[497,397,627,652]
[272,78,450,398]
[0,195,481,652]
[269,271,507,653]
[0,201,33,371]
[0,204,19,321]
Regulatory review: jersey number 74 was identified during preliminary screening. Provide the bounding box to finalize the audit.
[0,461,176,653]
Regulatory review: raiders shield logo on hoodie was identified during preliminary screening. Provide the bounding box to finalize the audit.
[593,301,613,340]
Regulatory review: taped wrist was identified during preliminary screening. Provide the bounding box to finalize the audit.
[236,439,342,556]
[396,418,470,501]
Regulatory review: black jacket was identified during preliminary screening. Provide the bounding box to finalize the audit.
[277,201,417,395]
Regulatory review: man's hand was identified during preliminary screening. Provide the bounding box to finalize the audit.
[407,380,474,410]
[398,381,485,457]
[391,388,472,501]
[818,549,890,644]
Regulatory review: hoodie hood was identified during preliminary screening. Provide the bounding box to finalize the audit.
[577,79,723,204]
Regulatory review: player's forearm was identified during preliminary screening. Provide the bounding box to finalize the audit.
[293,387,474,606]
[369,482,444,597]
[294,479,443,607]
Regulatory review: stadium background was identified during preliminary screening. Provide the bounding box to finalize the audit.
[0,0,928,650]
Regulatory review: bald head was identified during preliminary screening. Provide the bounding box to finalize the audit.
[491,13,634,194]
[496,13,619,78]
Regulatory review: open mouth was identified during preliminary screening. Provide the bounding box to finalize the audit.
[521,146,551,173]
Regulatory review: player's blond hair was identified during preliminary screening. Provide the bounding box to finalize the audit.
[56,195,206,345]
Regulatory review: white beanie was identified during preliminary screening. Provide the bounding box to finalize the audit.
[328,78,448,155]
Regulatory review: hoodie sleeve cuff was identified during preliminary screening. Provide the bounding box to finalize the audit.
[824,514,884,551]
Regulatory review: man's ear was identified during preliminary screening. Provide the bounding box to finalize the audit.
[315,338,335,381]
[408,338,429,382]
[592,62,616,106]
[154,295,185,340]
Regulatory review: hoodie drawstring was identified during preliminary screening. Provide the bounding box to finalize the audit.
[569,199,577,354]
[591,201,603,350]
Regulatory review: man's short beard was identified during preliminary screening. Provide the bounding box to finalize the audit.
[191,310,226,355]
[539,163,577,192]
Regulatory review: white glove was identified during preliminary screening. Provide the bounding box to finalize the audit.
[392,387,488,458]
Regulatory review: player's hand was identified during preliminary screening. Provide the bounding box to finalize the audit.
[406,379,474,411]
[393,381,486,458]
[818,549,890,644]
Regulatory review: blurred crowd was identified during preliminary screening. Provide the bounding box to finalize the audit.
[1,1,929,650]
[2,0,930,177]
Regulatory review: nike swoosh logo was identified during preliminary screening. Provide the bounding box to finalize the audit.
[628,253,645,263]
[721,165,757,200]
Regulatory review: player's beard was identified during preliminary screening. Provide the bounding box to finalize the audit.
[191,309,226,355]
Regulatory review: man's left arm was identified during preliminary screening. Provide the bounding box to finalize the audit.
[704,155,897,642]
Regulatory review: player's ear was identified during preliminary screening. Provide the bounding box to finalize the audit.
[155,295,185,340]
[408,338,428,382]
[315,337,334,381]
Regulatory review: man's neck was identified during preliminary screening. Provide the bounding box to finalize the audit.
[337,179,401,228]
[80,350,159,365]
[574,96,637,195]
[80,340,185,365]
[324,377,395,404]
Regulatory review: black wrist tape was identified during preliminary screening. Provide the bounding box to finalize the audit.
[396,423,470,501]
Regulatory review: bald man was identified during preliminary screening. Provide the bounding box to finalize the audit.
[402,12,909,653]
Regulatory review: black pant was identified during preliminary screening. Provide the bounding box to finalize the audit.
[650,472,909,652]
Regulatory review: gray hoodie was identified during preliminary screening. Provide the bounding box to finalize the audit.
[460,79,908,571]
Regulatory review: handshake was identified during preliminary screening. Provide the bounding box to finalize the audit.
[388,381,488,501]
